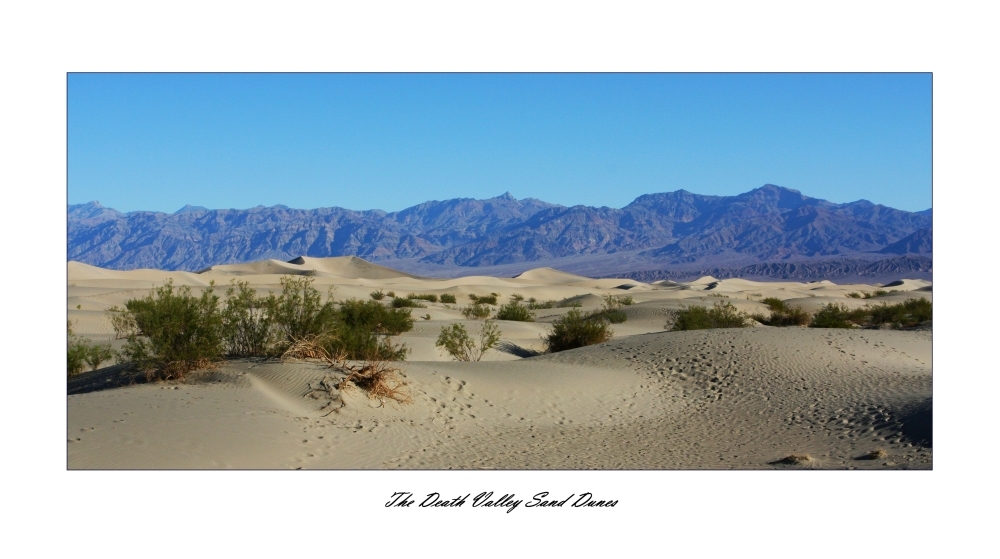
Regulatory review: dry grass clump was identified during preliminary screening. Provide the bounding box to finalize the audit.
[773,454,815,466]
[283,337,411,407]
[864,448,888,460]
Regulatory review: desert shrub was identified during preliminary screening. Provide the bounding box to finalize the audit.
[440,293,457,304]
[526,299,554,309]
[752,298,811,326]
[545,309,613,353]
[325,298,412,360]
[494,301,535,322]
[867,298,931,328]
[117,279,224,381]
[391,297,425,308]
[436,319,502,361]
[864,290,889,299]
[67,341,88,376]
[336,298,413,336]
[461,303,492,319]
[670,302,751,331]
[556,298,583,308]
[707,293,729,298]
[469,293,498,305]
[408,293,438,303]
[510,293,525,303]
[760,297,787,312]
[601,309,628,324]
[846,292,862,299]
[84,343,115,371]
[222,280,276,357]
[592,294,629,324]
[370,290,385,301]
[106,306,138,339]
[386,291,395,297]
[266,276,337,342]
[809,303,864,329]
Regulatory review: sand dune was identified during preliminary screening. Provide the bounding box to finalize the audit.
[67,256,932,469]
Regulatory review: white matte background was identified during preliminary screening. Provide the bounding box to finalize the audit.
[2,0,993,556]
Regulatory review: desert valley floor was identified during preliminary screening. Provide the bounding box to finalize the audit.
[67,256,931,469]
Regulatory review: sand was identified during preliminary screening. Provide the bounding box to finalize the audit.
[67,256,932,469]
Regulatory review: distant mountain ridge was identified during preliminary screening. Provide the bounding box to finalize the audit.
[67,185,932,279]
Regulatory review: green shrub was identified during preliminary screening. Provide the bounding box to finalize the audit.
[67,334,90,377]
[469,293,498,305]
[845,292,862,299]
[867,298,932,328]
[117,279,225,381]
[864,290,889,299]
[556,298,583,308]
[266,276,337,342]
[436,319,501,361]
[391,297,425,308]
[707,293,729,298]
[760,297,788,312]
[494,301,535,322]
[510,293,525,303]
[336,298,413,336]
[461,303,492,319]
[545,309,613,352]
[106,306,138,339]
[526,299,554,309]
[752,298,810,326]
[809,303,862,328]
[84,343,115,371]
[222,280,276,357]
[370,290,385,301]
[670,302,751,331]
[592,294,629,324]
[408,293,438,303]
[440,293,457,304]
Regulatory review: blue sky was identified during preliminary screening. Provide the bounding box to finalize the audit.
[68,73,931,213]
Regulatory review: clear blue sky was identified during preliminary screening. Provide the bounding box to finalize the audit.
[68,73,931,213]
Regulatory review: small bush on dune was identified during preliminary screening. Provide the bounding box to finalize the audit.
[436,319,502,361]
[592,294,629,324]
[867,298,931,328]
[408,293,438,303]
[670,301,751,331]
[370,290,385,301]
[117,279,225,381]
[863,290,889,299]
[526,299,554,309]
[222,280,276,357]
[326,298,412,360]
[494,301,535,322]
[556,298,583,308]
[545,309,613,353]
[846,292,863,299]
[752,297,811,327]
[440,293,457,304]
[469,293,498,305]
[760,297,787,312]
[809,303,866,329]
[391,297,425,308]
[461,303,492,320]
[510,293,525,303]
[267,276,337,343]
[84,343,115,371]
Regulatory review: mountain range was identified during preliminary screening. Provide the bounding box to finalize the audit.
[67,184,932,281]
